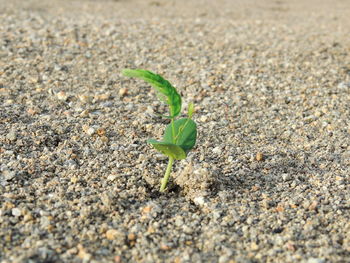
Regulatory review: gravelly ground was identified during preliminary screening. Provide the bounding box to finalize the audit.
[1,0,350,262]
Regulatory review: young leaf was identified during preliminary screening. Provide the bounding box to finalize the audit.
[188,102,194,118]
[122,69,182,118]
[163,118,197,152]
[147,139,186,160]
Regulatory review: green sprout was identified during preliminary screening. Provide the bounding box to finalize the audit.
[122,69,197,192]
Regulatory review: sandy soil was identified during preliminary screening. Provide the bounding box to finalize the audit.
[1,0,350,262]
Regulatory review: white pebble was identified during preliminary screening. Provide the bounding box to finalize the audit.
[6,131,17,141]
[12,208,22,217]
[193,196,206,206]
[3,170,17,181]
[107,174,117,181]
[213,146,222,154]
[56,91,68,101]
[307,258,325,263]
[86,127,95,135]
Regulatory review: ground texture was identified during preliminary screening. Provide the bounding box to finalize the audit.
[0,0,350,262]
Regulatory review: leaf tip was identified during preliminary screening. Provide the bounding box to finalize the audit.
[121,68,133,77]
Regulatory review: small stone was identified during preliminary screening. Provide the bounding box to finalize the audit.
[100,136,109,143]
[250,242,259,251]
[307,258,325,263]
[114,256,122,263]
[23,214,33,222]
[78,95,92,103]
[6,132,17,141]
[65,160,77,168]
[82,125,95,135]
[218,255,230,263]
[285,241,296,252]
[27,108,37,115]
[97,128,106,136]
[193,196,206,206]
[47,224,54,232]
[11,208,22,217]
[127,233,136,241]
[70,176,78,184]
[246,217,253,224]
[56,91,68,101]
[256,152,264,161]
[290,203,298,209]
[147,226,156,234]
[119,88,128,97]
[200,115,208,122]
[282,173,292,181]
[40,216,52,227]
[5,234,11,242]
[106,229,120,240]
[302,200,311,209]
[183,225,193,234]
[275,204,285,212]
[309,201,319,211]
[100,193,112,207]
[160,244,172,251]
[77,244,92,261]
[107,174,117,181]
[251,185,260,192]
[314,111,322,117]
[175,217,184,227]
[66,247,78,255]
[337,82,350,90]
[141,206,152,215]
[3,170,17,181]
[3,202,15,210]
[80,109,90,117]
[213,146,222,154]
[94,93,110,101]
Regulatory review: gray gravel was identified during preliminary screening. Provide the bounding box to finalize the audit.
[1,0,350,262]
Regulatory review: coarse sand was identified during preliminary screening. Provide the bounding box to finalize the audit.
[1,0,350,262]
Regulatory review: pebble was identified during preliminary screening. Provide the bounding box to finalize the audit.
[2,170,17,181]
[193,196,207,206]
[11,208,22,217]
[119,88,128,97]
[56,91,68,101]
[256,152,264,161]
[77,244,92,261]
[212,146,222,154]
[282,173,292,181]
[78,94,92,103]
[127,233,136,241]
[107,174,117,181]
[306,258,326,263]
[105,229,122,241]
[82,125,96,136]
[6,131,17,141]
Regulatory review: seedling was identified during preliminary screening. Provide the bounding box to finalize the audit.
[122,69,197,192]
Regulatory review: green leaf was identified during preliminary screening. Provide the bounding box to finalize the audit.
[188,102,194,118]
[148,118,197,159]
[164,118,197,152]
[122,69,182,118]
[147,139,186,160]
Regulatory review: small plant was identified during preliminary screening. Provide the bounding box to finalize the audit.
[122,69,197,192]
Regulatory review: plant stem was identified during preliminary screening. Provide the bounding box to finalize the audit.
[160,156,174,192]
[171,117,176,143]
